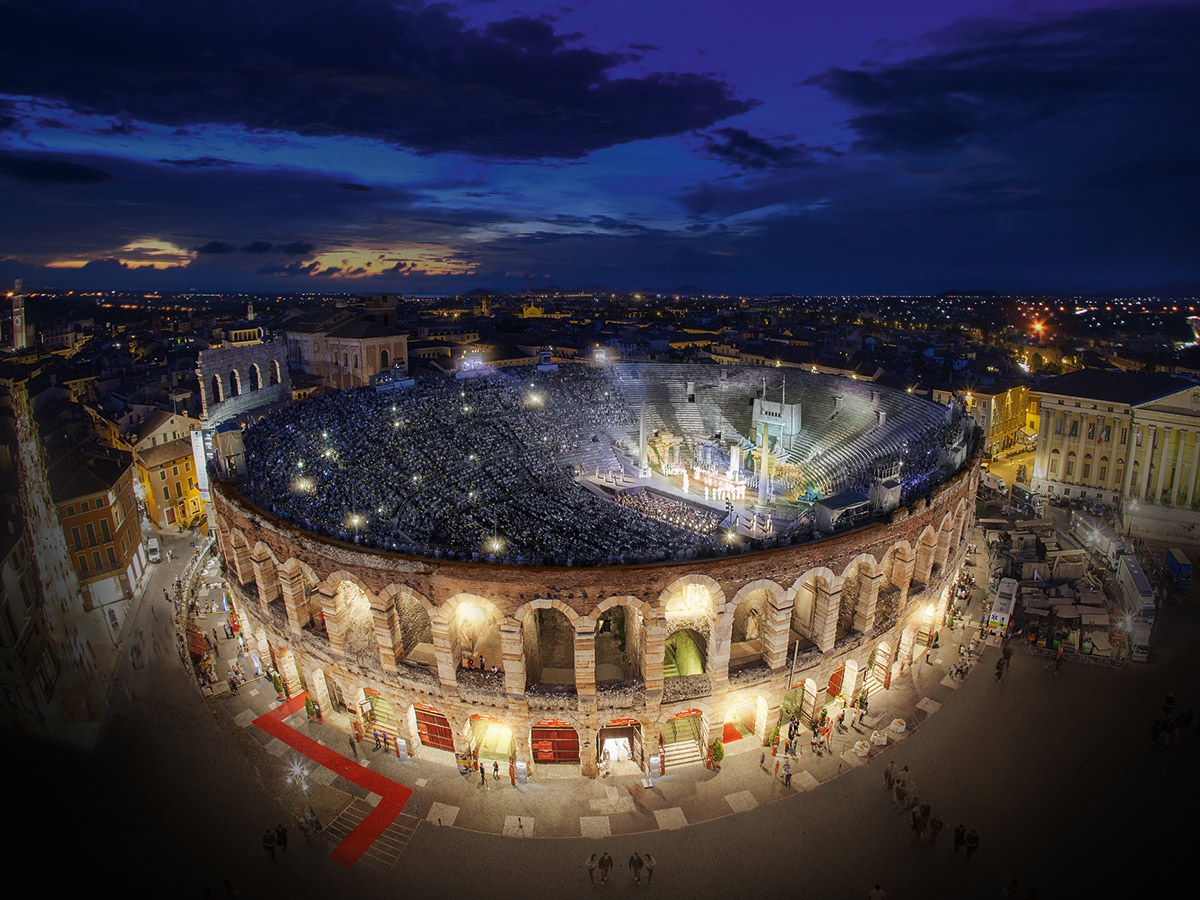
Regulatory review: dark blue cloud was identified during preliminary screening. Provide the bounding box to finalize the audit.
[700,128,820,171]
[0,0,753,159]
[0,153,112,185]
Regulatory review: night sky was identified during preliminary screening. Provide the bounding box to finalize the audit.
[0,0,1196,295]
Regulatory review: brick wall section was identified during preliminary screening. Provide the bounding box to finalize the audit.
[197,340,291,425]
[213,464,975,775]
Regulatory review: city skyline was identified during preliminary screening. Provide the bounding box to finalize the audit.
[1,0,1197,295]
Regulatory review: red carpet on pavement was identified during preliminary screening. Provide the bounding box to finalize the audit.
[722,721,743,743]
[254,694,414,868]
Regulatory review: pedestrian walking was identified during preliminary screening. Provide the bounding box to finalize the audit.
[892,779,907,811]
[953,824,966,854]
[629,852,644,884]
[480,766,487,786]
[373,731,382,750]
[1054,648,1065,675]
[644,852,655,884]
[275,824,288,853]
[585,853,598,885]
[965,828,980,860]
[867,885,886,900]
[347,735,357,758]
[760,750,767,770]
[493,760,500,779]
[213,627,220,645]
[598,851,613,884]
[262,829,276,862]
[910,808,925,841]
[784,761,792,788]
[774,759,780,780]
[884,760,896,789]
[928,814,944,842]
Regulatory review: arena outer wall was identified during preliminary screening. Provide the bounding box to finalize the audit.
[211,460,979,777]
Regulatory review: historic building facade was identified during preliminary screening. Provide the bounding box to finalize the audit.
[210,461,976,778]
[1031,370,1200,539]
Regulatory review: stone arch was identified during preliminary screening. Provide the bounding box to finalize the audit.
[591,596,648,683]
[721,691,771,743]
[516,599,579,689]
[380,348,390,369]
[249,539,282,607]
[249,363,262,391]
[839,553,881,636]
[913,524,938,588]
[725,579,785,672]
[780,676,821,727]
[658,573,725,620]
[878,542,912,623]
[318,571,382,665]
[210,373,223,405]
[932,511,955,580]
[441,592,505,677]
[378,584,435,666]
[227,528,253,587]
[277,557,320,631]
[269,359,281,386]
[789,566,837,644]
[229,368,241,397]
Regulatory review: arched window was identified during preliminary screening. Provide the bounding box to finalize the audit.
[229,369,241,397]
[380,349,390,369]
[342,352,348,368]
[249,364,261,391]
[269,359,281,386]
[210,374,223,404]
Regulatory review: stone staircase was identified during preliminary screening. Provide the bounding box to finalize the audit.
[660,714,705,769]
[662,737,704,769]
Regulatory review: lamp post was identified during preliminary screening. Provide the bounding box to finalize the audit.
[1125,498,1138,539]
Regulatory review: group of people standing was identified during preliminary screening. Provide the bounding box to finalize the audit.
[884,760,979,860]
[585,850,656,886]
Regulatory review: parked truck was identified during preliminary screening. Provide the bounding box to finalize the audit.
[1010,483,1043,515]
[1069,510,1124,569]
[1116,555,1157,620]
[1165,548,1192,588]
[980,471,1007,494]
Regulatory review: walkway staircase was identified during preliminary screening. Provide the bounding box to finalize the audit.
[660,714,705,769]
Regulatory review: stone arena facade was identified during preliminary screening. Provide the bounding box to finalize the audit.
[211,462,977,777]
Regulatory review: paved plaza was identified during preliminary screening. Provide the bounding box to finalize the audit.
[3,530,1195,899]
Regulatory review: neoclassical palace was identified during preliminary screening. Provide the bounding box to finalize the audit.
[211,461,976,777]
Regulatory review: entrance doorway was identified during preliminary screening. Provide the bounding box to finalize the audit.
[531,719,580,765]
[468,713,515,762]
[324,673,348,713]
[722,700,758,744]
[359,689,398,749]
[412,703,454,752]
[661,709,706,769]
[597,718,644,776]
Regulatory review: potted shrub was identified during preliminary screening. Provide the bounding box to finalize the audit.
[710,739,725,771]
[271,673,284,699]
[304,695,322,723]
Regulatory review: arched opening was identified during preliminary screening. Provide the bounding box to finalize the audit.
[523,606,576,691]
[597,717,644,776]
[839,559,870,637]
[358,688,398,751]
[323,672,348,713]
[866,640,893,696]
[229,368,242,397]
[722,695,767,744]
[531,718,579,766]
[393,592,434,668]
[409,702,455,757]
[249,363,262,391]
[780,677,819,727]
[663,628,706,677]
[380,348,390,369]
[660,708,707,770]
[790,571,829,652]
[729,588,769,671]
[466,712,515,765]
[448,597,502,682]
[269,359,281,386]
[334,580,378,667]
[210,373,223,405]
[595,603,645,684]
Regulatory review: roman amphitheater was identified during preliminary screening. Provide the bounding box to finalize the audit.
[211,363,979,777]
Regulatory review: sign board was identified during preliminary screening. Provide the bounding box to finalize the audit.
[191,429,211,501]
